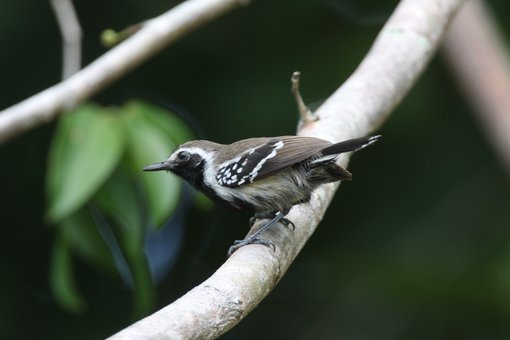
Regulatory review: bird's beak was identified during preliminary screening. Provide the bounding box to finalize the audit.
[142,161,173,172]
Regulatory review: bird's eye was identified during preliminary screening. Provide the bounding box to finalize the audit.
[176,151,191,161]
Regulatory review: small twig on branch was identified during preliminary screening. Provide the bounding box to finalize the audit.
[49,0,82,79]
[443,0,510,174]
[0,0,250,144]
[108,0,464,339]
[291,71,317,126]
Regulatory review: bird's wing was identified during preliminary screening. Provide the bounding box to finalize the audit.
[215,136,330,188]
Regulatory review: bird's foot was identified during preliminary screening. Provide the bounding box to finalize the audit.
[229,211,294,256]
[249,211,295,230]
[249,211,275,228]
[227,237,275,256]
[280,217,295,231]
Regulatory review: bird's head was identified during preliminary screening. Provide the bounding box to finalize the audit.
[143,140,221,180]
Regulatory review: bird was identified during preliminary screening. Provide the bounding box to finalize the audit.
[143,134,380,255]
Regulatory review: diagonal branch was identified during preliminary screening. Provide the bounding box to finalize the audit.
[443,0,510,175]
[0,0,250,144]
[108,0,464,339]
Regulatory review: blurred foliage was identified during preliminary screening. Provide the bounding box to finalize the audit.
[46,101,194,316]
[1,0,510,339]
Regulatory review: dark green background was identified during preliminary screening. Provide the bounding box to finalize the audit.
[2,0,510,338]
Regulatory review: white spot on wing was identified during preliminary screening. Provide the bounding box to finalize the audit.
[215,140,286,187]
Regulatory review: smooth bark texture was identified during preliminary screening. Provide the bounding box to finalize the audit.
[109,0,464,339]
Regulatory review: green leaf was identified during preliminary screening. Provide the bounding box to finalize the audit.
[95,167,155,317]
[46,104,125,223]
[126,245,155,318]
[49,235,86,314]
[125,100,194,146]
[122,111,181,227]
[94,166,143,255]
[59,208,115,273]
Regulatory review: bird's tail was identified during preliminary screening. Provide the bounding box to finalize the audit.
[309,135,381,167]
[321,135,381,155]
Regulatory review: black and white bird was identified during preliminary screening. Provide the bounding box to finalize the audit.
[143,135,380,255]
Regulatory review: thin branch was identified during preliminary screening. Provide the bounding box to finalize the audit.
[291,71,316,126]
[50,0,83,79]
[0,0,250,144]
[443,0,510,174]
[108,0,464,339]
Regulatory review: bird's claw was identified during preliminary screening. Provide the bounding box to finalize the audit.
[249,216,257,228]
[249,215,295,231]
[280,218,295,231]
[232,211,294,256]
[227,237,276,256]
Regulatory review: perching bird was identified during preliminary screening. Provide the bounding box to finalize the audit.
[143,135,380,255]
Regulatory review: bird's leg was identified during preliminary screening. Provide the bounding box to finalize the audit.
[249,210,295,230]
[228,211,292,256]
[249,211,274,227]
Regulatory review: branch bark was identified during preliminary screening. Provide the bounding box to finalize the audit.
[109,0,464,339]
[443,0,510,174]
[0,0,250,144]
[50,0,82,79]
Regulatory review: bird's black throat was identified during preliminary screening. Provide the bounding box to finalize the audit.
[171,157,240,211]
[170,155,206,191]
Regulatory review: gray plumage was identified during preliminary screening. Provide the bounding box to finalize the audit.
[143,134,380,254]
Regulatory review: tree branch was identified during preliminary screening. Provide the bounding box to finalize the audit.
[108,0,464,339]
[443,0,510,174]
[0,0,250,144]
[50,0,82,79]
